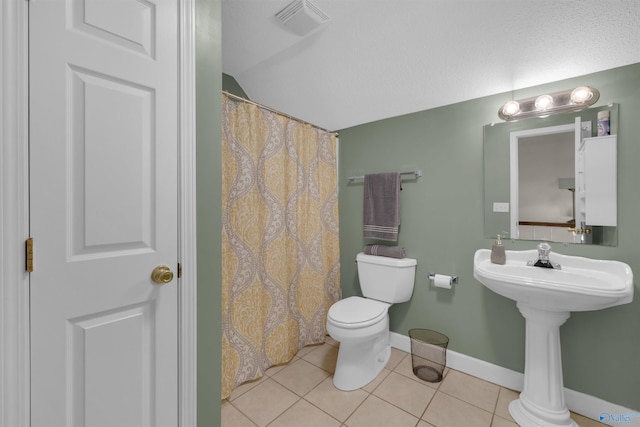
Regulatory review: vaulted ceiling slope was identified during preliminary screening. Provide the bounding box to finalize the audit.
[222,0,640,131]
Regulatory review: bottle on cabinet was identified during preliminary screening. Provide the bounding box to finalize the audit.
[597,110,610,136]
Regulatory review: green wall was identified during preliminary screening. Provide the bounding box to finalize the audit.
[222,73,248,98]
[196,0,222,425]
[338,62,640,410]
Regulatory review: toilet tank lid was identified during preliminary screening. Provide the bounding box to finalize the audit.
[356,252,417,267]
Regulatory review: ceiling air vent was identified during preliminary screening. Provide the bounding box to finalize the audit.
[275,0,330,36]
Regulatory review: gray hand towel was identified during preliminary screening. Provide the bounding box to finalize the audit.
[363,172,401,241]
[364,244,406,259]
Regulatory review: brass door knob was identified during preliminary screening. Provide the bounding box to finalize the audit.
[151,265,174,284]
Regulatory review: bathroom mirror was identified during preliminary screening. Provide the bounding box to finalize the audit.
[483,104,618,246]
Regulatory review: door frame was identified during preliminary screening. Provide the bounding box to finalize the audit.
[0,1,197,426]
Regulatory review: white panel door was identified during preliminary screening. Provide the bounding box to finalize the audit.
[29,0,179,426]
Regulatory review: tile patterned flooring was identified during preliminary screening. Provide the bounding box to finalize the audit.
[222,338,607,427]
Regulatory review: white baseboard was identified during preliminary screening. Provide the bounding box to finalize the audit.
[391,332,637,424]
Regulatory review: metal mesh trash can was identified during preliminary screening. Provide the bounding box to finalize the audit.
[408,329,449,382]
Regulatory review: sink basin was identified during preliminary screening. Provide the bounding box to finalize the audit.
[474,248,633,312]
[473,247,633,427]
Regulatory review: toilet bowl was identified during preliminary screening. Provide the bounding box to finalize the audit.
[327,253,417,391]
[327,296,391,391]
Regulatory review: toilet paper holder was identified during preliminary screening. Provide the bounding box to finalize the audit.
[428,273,458,286]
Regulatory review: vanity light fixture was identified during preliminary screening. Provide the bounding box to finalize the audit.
[499,86,600,121]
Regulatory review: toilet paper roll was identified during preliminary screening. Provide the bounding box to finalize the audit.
[433,274,453,289]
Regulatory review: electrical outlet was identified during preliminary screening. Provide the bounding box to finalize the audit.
[493,202,509,213]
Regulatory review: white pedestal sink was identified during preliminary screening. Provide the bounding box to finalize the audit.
[474,247,633,427]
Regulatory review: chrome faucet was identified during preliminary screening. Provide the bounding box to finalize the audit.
[527,242,562,270]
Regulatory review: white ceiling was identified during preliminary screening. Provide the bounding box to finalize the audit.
[222,0,640,131]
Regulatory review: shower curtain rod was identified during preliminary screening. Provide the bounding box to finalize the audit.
[222,91,338,136]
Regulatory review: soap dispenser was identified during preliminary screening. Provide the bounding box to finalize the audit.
[491,234,506,265]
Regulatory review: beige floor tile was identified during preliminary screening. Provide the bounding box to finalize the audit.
[271,358,329,396]
[373,371,436,417]
[305,377,369,422]
[345,395,419,427]
[360,368,391,393]
[297,343,321,359]
[228,374,267,401]
[231,378,299,427]
[438,369,500,412]
[301,342,339,373]
[494,387,518,422]
[264,362,289,377]
[221,401,256,427]
[223,345,610,427]
[325,336,339,347]
[386,347,408,370]
[491,415,518,427]
[422,391,493,427]
[269,399,341,427]
[394,353,423,380]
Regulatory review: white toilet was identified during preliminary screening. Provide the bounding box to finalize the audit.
[327,252,417,391]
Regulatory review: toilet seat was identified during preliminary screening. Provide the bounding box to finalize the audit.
[328,296,389,329]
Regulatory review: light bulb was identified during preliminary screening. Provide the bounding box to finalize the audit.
[501,100,520,117]
[534,94,553,111]
[570,86,593,104]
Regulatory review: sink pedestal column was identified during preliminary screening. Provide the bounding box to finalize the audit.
[510,303,578,427]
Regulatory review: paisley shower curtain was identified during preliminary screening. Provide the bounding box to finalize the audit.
[221,94,341,399]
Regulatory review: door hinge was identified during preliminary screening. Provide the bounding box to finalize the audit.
[177,262,182,278]
[26,238,34,272]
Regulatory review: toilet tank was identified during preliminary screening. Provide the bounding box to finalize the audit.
[356,252,417,303]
